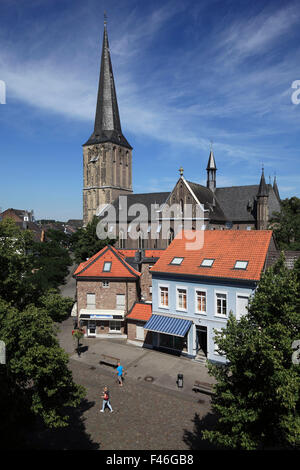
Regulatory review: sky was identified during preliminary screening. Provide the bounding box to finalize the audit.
[0,0,299,221]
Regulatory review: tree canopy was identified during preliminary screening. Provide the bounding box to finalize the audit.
[203,254,300,450]
[270,196,300,250]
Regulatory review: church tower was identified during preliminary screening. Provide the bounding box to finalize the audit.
[82,18,133,226]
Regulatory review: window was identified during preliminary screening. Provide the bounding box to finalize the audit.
[86,293,96,309]
[159,286,169,308]
[109,321,121,332]
[119,230,125,249]
[170,257,184,265]
[177,288,187,310]
[103,262,112,272]
[234,260,248,270]
[196,290,206,314]
[201,258,214,267]
[216,293,227,316]
[116,294,125,310]
[102,281,110,288]
[167,229,174,246]
[138,231,145,250]
[236,295,249,320]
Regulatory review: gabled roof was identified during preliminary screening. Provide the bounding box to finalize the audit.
[126,302,152,322]
[73,245,141,279]
[151,229,273,281]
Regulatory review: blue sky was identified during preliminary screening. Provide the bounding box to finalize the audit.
[0,0,299,221]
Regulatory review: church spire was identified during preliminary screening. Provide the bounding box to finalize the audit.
[84,19,131,149]
[273,175,280,201]
[206,144,217,192]
[257,166,268,197]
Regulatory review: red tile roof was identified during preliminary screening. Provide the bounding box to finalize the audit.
[150,230,273,281]
[73,245,141,279]
[144,249,165,258]
[126,302,152,321]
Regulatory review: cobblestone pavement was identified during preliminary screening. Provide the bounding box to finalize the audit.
[31,316,216,451]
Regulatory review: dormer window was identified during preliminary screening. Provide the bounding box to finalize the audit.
[103,262,112,272]
[234,260,248,270]
[170,257,184,265]
[201,258,214,267]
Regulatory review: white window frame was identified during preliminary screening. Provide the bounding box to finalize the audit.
[86,293,96,310]
[170,257,184,265]
[102,281,110,288]
[235,292,250,320]
[201,258,214,267]
[116,294,125,310]
[103,262,112,272]
[195,288,207,314]
[158,284,169,309]
[234,260,248,270]
[214,290,228,318]
[176,286,188,312]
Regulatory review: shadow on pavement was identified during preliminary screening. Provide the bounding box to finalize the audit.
[183,412,221,450]
[23,398,99,450]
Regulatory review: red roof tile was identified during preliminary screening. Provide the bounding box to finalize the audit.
[144,249,165,258]
[127,302,152,321]
[151,230,273,281]
[73,245,141,279]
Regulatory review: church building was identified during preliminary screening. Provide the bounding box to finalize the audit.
[82,21,281,249]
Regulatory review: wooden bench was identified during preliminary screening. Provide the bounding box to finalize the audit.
[193,380,214,396]
[100,354,120,368]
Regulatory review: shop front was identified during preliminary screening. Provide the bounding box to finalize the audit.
[144,314,193,357]
[79,310,126,338]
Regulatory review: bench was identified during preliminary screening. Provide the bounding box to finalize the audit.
[193,380,214,396]
[100,354,120,368]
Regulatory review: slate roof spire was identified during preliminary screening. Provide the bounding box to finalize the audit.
[273,175,280,201]
[257,166,269,197]
[84,19,132,149]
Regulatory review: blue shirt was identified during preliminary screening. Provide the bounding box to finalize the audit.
[117,365,123,376]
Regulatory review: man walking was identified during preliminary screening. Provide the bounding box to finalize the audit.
[116,362,124,387]
[100,386,113,412]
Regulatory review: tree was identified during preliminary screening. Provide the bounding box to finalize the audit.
[39,289,74,323]
[0,298,85,445]
[269,197,300,250]
[0,218,36,308]
[203,255,300,450]
[70,216,111,264]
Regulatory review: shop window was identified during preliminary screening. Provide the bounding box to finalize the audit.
[109,321,121,332]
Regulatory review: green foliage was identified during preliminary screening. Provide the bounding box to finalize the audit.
[203,255,300,450]
[39,289,74,322]
[70,216,111,263]
[0,298,85,437]
[270,197,300,250]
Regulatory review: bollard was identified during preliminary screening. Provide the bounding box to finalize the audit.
[177,373,183,388]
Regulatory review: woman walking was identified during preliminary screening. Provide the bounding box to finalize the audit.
[100,386,113,413]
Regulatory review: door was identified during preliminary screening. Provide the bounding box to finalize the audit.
[196,326,207,356]
[88,321,96,337]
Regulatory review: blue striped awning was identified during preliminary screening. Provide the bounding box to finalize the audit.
[144,314,192,337]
